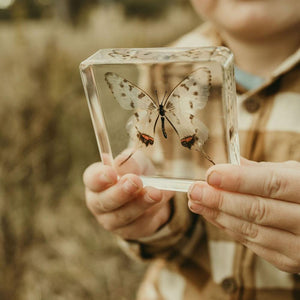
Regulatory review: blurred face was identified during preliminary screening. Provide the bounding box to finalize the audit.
[190,0,300,39]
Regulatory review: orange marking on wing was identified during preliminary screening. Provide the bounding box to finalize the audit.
[181,136,193,143]
[141,134,154,142]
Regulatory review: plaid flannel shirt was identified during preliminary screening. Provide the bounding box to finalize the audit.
[120,23,300,300]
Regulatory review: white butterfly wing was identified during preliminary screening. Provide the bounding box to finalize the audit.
[126,110,159,148]
[167,67,211,110]
[105,72,157,111]
[164,67,211,150]
[105,72,158,147]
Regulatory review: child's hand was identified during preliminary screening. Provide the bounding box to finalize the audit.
[188,158,300,273]
[83,151,173,240]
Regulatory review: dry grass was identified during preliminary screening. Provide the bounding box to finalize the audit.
[0,4,200,300]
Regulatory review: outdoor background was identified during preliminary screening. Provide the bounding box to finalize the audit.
[0,1,201,299]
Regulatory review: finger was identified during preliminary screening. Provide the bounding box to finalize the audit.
[114,149,156,176]
[86,173,143,214]
[242,241,300,273]
[188,181,300,234]
[206,163,300,202]
[112,201,171,240]
[207,211,300,260]
[239,157,257,166]
[219,225,299,273]
[97,187,172,230]
[240,157,300,169]
[83,162,118,192]
[189,200,300,264]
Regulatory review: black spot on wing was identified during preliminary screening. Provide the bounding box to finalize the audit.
[138,92,146,99]
[229,126,234,140]
[180,83,189,91]
[104,72,113,90]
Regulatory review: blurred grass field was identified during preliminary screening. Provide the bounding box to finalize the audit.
[0,4,200,300]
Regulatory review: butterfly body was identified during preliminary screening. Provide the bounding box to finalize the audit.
[157,104,168,139]
[105,69,215,165]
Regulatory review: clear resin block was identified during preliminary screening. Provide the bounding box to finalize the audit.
[80,47,240,192]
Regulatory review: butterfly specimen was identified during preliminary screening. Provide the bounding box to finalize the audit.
[105,68,215,165]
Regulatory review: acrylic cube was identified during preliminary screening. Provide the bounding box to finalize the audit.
[80,47,240,192]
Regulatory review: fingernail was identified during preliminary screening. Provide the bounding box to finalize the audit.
[188,201,205,213]
[99,173,114,185]
[189,184,203,203]
[144,194,158,204]
[145,189,162,204]
[207,171,222,187]
[122,179,139,194]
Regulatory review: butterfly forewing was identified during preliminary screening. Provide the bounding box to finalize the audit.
[164,67,211,150]
[105,72,157,111]
[165,67,211,109]
[105,72,158,148]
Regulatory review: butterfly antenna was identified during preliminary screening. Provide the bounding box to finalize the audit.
[162,90,168,105]
[154,89,159,103]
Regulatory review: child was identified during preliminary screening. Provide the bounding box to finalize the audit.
[83,0,300,299]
